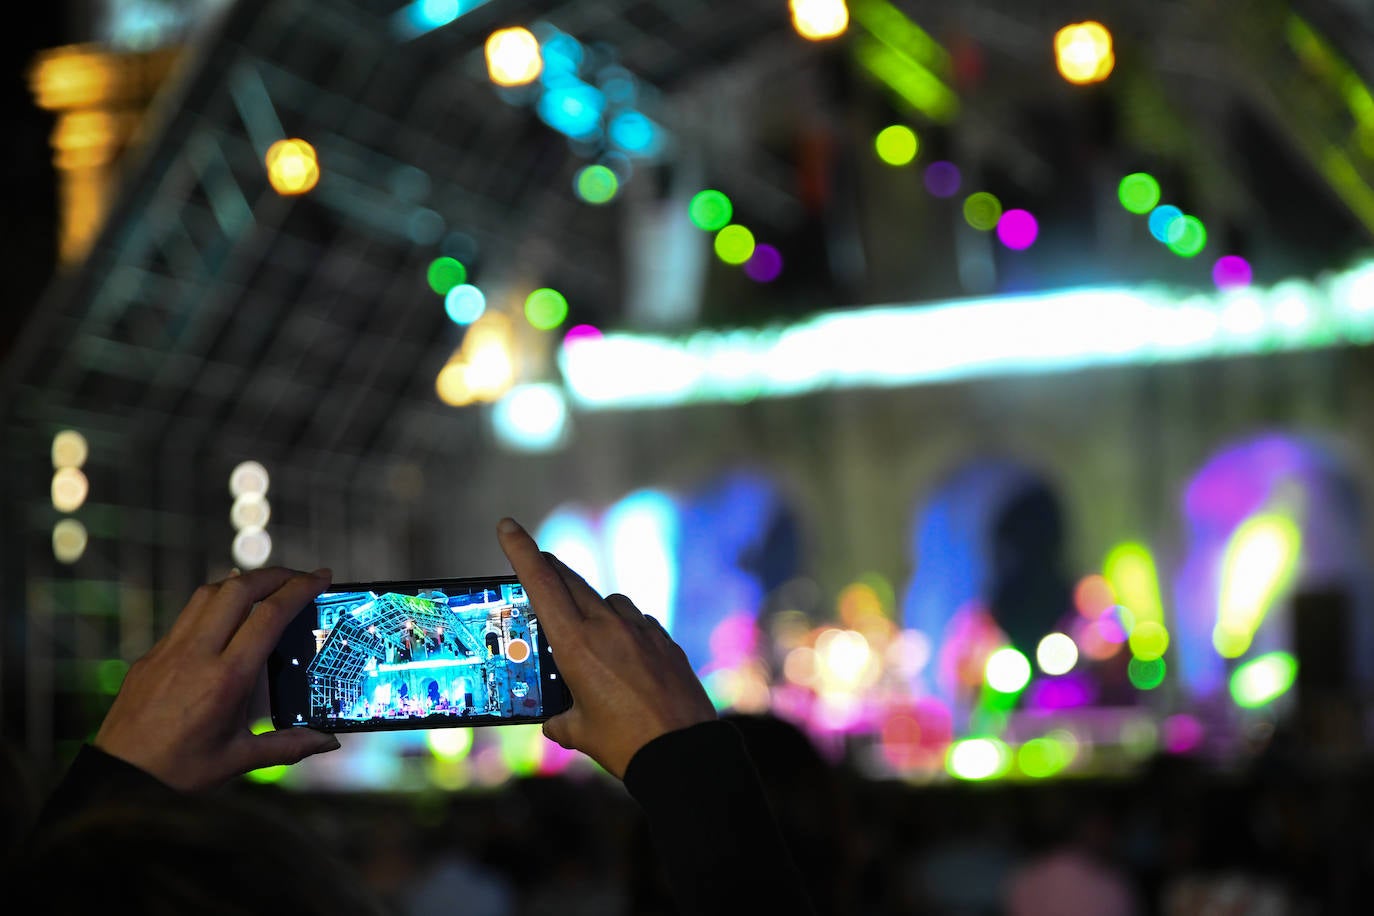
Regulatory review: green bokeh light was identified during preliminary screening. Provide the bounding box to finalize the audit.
[96,659,128,695]
[245,717,289,783]
[575,165,619,204]
[426,727,474,761]
[1018,736,1070,778]
[963,192,1003,230]
[985,647,1031,693]
[1127,655,1166,690]
[1166,215,1208,257]
[946,737,1011,781]
[689,190,733,231]
[1118,172,1161,214]
[714,224,756,264]
[1128,621,1170,661]
[1231,651,1298,708]
[525,288,570,330]
[427,257,467,295]
[498,724,545,777]
[874,125,919,166]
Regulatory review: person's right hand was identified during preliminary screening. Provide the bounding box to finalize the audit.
[496,517,717,779]
[93,567,340,791]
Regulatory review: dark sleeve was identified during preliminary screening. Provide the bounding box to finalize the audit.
[34,743,175,833]
[622,719,819,916]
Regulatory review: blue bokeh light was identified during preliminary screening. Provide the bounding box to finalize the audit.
[538,84,605,139]
[609,111,662,156]
[1148,205,1183,243]
[444,284,486,325]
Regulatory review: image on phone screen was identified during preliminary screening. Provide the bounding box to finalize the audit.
[269,577,568,732]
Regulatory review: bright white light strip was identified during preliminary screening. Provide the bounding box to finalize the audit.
[560,261,1374,409]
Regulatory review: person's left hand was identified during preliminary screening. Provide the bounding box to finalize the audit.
[94,567,342,791]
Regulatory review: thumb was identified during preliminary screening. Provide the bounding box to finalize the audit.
[237,728,340,773]
[542,709,581,753]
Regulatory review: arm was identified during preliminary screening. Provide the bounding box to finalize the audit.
[35,567,342,830]
[624,720,820,916]
[496,518,818,916]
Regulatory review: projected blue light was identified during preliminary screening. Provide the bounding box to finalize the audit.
[605,490,680,636]
[535,508,608,596]
[674,472,794,672]
[609,111,663,156]
[538,84,605,139]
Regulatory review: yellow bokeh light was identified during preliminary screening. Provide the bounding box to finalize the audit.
[436,361,476,406]
[815,627,879,693]
[51,466,89,512]
[1212,623,1253,659]
[438,313,517,406]
[1216,513,1301,658]
[465,344,515,400]
[486,27,543,87]
[463,314,516,400]
[790,0,849,41]
[51,429,88,469]
[52,518,88,564]
[837,581,885,631]
[265,138,320,195]
[783,645,819,686]
[427,727,475,761]
[1054,21,1115,85]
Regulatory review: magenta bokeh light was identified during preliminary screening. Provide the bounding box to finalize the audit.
[996,209,1039,250]
[1026,672,1096,710]
[563,323,603,345]
[924,161,961,198]
[1163,714,1205,754]
[744,243,783,282]
[1212,255,1253,289]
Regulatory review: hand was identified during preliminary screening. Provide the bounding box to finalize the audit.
[497,517,717,779]
[94,567,342,791]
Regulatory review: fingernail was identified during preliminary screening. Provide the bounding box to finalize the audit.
[498,517,522,535]
[317,734,341,752]
[312,567,332,579]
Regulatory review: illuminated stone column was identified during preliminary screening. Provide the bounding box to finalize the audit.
[28,43,181,264]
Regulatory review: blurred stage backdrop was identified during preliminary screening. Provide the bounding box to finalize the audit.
[4,0,1374,791]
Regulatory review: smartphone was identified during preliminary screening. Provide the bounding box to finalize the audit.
[268,575,571,733]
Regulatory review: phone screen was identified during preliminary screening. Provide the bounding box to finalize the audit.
[268,576,570,733]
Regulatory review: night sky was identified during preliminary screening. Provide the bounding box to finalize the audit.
[1,8,62,365]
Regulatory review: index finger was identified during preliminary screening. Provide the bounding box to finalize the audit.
[223,567,332,672]
[174,566,297,653]
[497,517,586,640]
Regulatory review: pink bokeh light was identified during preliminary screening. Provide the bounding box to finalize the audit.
[996,209,1039,250]
[1212,255,1253,290]
[562,323,603,346]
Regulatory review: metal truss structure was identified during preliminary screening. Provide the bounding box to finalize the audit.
[306,591,489,715]
[1,0,1372,768]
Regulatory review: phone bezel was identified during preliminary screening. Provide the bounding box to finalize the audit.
[268,574,570,734]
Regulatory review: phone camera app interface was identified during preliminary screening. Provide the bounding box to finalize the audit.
[305,582,545,728]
